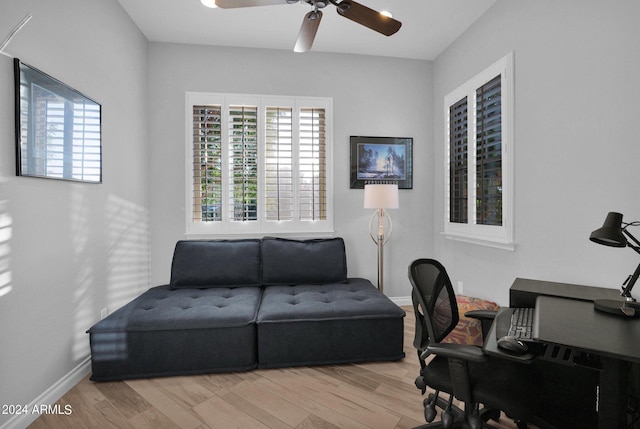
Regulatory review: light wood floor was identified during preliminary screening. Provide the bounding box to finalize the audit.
[29,307,532,429]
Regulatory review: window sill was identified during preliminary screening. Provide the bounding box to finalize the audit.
[441,232,516,251]
[185,230,336,240]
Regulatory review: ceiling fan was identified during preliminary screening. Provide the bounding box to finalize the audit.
[214,0,402,53]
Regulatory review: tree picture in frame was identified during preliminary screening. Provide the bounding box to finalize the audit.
[350,136,412,189]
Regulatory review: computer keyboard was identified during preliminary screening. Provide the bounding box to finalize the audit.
[508,307,534,340]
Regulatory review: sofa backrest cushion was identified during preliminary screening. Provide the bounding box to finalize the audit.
[170,239,261,289]
[261,237,347,285]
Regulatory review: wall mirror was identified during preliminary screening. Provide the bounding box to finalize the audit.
[14,58,102,183]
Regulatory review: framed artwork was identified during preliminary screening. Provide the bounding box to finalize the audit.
[350,136,413,189]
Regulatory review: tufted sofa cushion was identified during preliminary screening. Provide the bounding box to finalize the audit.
[170,239,261,289]
[256,278,405,368]
[257,280,403,322]
[261,237,347,285]
[87,285,262,380]
[92,285,262,331]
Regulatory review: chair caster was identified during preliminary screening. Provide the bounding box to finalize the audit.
[423,397,437,422]
[441,406,453,428]
[468,414,482,429]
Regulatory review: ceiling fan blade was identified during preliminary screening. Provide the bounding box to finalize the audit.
[294,10,323,53]
[214,0,292,8]
[335,0,401,36]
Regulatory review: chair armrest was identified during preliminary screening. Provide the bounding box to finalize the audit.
[464,309,497,321]
[425,343,487,363]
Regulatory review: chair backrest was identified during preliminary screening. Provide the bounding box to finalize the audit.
[409,259,459,352]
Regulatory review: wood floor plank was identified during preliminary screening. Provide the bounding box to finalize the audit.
[193,372,246,397]
[93,381,150,419]
[192,395,271,429]
[221,391,294,429]
[263,369,401,428]
[294,414,341,429]
[253,377,371,429]
[313,365,380,392]
[150,375,216,408]
[126,378,204,429]
[128,407,181,429]
[394,415,424,429]
[229,379,309,427]
[93,398,137,429]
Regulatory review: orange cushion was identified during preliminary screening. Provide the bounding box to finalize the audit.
[442,295,499,346]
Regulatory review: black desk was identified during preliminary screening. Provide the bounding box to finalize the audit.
[534,296,640,364]
[486,279,640,429]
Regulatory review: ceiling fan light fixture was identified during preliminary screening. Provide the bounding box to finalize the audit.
[201,0,218,8]
[214,0,402,51]
[380,10,392,18]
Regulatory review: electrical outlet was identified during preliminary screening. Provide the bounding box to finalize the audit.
[457,281,464,294]
[100,307,108,320]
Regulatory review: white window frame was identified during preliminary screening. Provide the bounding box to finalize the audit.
[443,52,515,250]
[185,92,334,238]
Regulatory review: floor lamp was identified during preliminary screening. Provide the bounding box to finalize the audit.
[364,184,399,293]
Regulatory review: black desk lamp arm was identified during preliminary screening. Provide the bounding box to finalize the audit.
[621,227,640,299]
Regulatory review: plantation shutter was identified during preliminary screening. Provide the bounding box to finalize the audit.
[265,107,293,221]
[449,97,468,224]
[192,105,222,222]
[188,93,332,235]
[228,105,258,221]
[298,108,326,221]
[476,75,502,226]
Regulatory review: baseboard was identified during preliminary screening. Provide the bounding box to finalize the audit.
[0,357,91,429]
[390,296,411,307]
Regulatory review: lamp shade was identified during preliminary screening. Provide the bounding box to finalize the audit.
[590,212,627,247]
[364,184,399,209]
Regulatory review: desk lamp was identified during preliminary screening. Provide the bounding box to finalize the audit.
[590,211,640,317]
[364,183,399,293]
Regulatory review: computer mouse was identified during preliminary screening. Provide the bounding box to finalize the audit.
[497,335,528,354]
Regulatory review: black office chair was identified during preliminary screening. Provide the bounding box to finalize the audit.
[409,258,538,429]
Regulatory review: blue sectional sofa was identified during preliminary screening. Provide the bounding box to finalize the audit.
[87,237,405,381]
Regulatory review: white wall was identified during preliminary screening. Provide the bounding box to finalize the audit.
[147,43,433,299]
[0,1,149,427]
[433,0,640,304]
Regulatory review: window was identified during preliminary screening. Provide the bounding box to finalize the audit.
[186,93,333,236]
[444,52,514,249]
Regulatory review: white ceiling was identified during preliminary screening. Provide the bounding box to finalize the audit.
[117,0,496,60]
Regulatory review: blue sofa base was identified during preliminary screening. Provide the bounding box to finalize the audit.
[87,238,405,381]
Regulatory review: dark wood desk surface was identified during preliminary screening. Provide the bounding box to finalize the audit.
[534,295,640,364]
[510,277,621,307]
